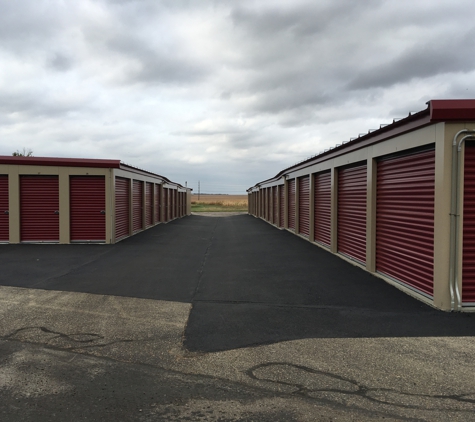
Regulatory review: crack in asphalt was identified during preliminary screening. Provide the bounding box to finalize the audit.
[2,330,474,420]
[1,326,148,351]
[246,362,475,413]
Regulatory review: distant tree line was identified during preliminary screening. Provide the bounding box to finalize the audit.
[12,148,33,157]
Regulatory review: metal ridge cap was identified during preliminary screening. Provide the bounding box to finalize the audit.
[0,155,121,168]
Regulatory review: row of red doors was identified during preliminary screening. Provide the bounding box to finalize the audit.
[0,175,106,243]
[114,178,186,242]
[259,147,437,299]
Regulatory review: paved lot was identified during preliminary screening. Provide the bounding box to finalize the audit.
[1,214,475,421]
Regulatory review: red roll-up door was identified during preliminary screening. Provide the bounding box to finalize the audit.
[0,176,8,242]
[288,179,296,230]
[376,149,435,296]
[115,177,130,242]
[462,142,475,303]
[70,176,106,242]
[145,182,153,227]
[298,176,310,236]
[338,163,367,264]
[163,188,169,222]
[314,171,331,247]
[273,186,278,224]
[268,188,272,222]
[155,184,161,223]
[279,185,284,227]
[260,190,264,218]
[20,176,59,242]
[133,180,143,232]
[178,192,183,217]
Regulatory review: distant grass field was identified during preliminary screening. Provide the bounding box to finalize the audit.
[191,194,248,212]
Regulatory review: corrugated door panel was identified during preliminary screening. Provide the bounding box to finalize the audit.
[115,177,130,241]
[145,182,153,227]
[314,171,331,246]
[155,184,161,223]
[463,142,475,303]
[0,175,8,241]
[376,149,435,296]
[259,189,264,217]
[338,164,367,264]
[268,188,272,222]
[288,179,296,229]
[299,176,310,236]
[70,176,106,242]
[273,186,278,224]
[164,188,169,222]
[133,180,143,232]
[279,185,285,227]
[20,176,59,242]
[173,190,176,219]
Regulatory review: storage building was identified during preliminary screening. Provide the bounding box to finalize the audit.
[248,99,475,312]
[0,156,191,244]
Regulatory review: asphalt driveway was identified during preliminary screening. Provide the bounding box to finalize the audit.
[1,214,474,352]
[2,214,475,421]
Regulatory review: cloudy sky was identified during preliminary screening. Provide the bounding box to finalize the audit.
[1,0,475,193]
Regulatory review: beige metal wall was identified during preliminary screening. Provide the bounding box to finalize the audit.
[250,122,475,311]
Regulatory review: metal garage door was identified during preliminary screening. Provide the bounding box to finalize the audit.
[145,182,153,227]
[20,176,59,242]
[155,184,161,223]
[259,189,266,218]
[179,191,183,217]
[279,185,284,228]
[463,142,475,304]
[288,179,296,230]
[115,177,130,241]
[163,188,169,222]
[376,149,435,296]
[298,176,310,236]
[133,180,143,233]
[269,188,272,222]
[70,176,106,242]
[173,190,176,219]
[338,163,367,264]
[0,175,8,242]
[273,186,278,224]
[314,171,331,247]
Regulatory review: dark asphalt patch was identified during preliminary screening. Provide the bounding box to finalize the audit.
[0,217,216,302]
[184,301,475,352]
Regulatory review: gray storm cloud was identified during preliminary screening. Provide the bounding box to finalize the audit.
[1,0,475,193]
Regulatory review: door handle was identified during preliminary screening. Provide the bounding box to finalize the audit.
[3,210,8,215]
[100,210,106,214]
[54,210,59,215]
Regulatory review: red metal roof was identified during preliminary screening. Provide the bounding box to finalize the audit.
[429,99,475,121]
[0,156,121,168]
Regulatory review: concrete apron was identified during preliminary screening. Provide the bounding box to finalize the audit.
[2,285,475,421]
